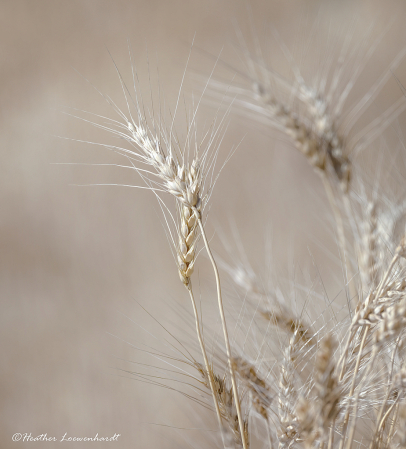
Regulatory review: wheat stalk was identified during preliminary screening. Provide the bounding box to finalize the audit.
[196,213,248,449]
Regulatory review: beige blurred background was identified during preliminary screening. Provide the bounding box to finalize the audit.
[2,0,406,448]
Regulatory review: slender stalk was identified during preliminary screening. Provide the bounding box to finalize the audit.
[370,338,400,448]
[339,325,369,449]
[377,396,399,439]
[186,285,224,441]
[338,329,356,381]
[327,423,335,449]
[386,401,400,446]
[194,210,248,449]
[345,348,377,449]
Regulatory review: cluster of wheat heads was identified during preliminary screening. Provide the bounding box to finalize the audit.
[71,10,406,449]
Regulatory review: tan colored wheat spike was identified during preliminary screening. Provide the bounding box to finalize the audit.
[232,357,272,421]
[359,201,380,290]
[177,162,200,286]
[127,126,201,286]
[196,362,249,448]
[297,334,341,448]
[278,329,303,447]
[260,309,313,344]
[253,83,351,192]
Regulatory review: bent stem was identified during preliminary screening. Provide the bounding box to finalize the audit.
[194,209,248,449]
[186,285,225,442]
[375,395,399,446]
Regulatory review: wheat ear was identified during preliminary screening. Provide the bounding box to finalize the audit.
[278,328,303,448]
[194,210,248,449]
[175,172,226,439]
[125,118,229,439]
[172,165,226,431]
[232,357,272,421]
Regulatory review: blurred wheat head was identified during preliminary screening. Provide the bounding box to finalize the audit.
[69,4,406,449]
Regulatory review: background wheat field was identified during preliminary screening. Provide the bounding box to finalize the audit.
[3,1,406,448]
